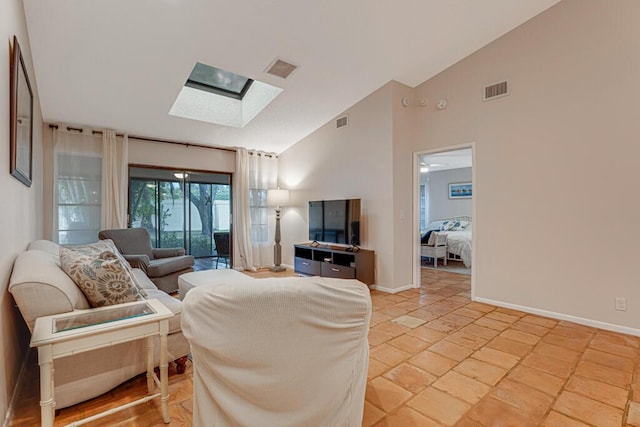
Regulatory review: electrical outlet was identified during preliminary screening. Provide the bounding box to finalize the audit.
[615,297,627,311]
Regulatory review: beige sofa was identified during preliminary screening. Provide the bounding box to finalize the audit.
[8,240,190,409]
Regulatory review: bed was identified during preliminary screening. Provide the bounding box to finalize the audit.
[421,216,472,268]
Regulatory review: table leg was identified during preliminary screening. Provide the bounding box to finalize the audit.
[146,336,154,393]
[160,320,170,423]
[38,346,55,427]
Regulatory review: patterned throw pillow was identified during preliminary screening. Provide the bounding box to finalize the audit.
[65,240,148,297]
[450,220,470,231]
[441,221,455,231]
[60,247,144,308]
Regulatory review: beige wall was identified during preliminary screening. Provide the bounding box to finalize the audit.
[0,0,44,420]
[425,167,473,222]
[128,139,235,173]
[280,0,640,332]
[391,82,417,290]
[279,84,396,289]
[396,0,640,331]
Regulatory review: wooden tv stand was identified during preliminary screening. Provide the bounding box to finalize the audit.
[294,243,375,285]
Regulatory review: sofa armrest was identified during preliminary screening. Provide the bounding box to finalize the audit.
[153,247,186,258]
[123,254,151,271]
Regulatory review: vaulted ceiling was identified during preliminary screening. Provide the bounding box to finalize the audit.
[24,0,560,153]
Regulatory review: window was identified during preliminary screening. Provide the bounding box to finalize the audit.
[249,189,269,243]
[170,63,283,128]
[56,153,102,244]
[185,62,253,100]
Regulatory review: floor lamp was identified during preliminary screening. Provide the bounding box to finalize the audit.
[267,188,290,272]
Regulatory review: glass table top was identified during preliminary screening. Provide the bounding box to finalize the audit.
[54,303,155,333]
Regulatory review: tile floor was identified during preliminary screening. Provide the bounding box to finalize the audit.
[10,268,640,426]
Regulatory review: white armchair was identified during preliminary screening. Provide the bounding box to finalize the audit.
[181,275,372,427]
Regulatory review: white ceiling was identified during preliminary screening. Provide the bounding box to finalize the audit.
[23,0,560,154]
[420,148,472,173]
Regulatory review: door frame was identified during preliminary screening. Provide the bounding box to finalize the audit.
[412,142,477,300]
[128,164,233,265]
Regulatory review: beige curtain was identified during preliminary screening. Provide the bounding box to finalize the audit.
[52,128,102,244]
[101,130,129,229]
[247,151,278,268]
[233,148,255,270]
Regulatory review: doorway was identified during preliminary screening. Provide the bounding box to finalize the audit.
[413,144,476,294]
[128,166,232,267]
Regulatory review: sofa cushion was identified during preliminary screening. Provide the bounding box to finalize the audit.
[60,247,145,308]
[28,239,63,256]
[146,256,194,278]
[130,268,159,290]
[67,240,148,298]
[144,289,182,334]
[9,249,90,331]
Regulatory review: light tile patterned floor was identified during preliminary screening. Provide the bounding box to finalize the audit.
[10,268,640,426]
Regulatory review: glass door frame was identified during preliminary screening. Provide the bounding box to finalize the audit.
[127,164,233,265]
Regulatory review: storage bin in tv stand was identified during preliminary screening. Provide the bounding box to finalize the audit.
[294,243,375,285]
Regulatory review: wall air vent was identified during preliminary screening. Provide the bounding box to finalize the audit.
[336,115,348,129]
[265,58,298,79]
[483,80,509,101]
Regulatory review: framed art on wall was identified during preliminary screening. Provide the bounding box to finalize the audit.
[449,182,472,199]
[10,35,34,187]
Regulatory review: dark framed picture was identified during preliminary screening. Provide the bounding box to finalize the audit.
[10,35,34,187]
[449,182,472,199]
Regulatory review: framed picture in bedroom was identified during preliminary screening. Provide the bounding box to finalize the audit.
[10,35,34,187]
[449,182,472,199]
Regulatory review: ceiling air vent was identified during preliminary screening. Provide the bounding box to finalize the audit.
[336,115,348,129]
[265,58,298,79]
[483,80,509,101]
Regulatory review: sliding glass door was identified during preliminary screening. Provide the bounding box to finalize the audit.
[128,166,231,263]
[185,172,231,257]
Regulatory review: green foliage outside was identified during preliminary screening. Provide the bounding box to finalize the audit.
[129,178,230,257]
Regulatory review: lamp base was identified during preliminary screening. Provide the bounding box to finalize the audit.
[269,265,287,273]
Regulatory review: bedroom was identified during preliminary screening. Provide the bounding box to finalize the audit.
[419,148,473,276]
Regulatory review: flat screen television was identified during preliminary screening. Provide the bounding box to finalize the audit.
[309,199,361,246]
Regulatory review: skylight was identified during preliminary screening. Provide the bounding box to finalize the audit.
[169,62,283,128]
[186,63,253,100]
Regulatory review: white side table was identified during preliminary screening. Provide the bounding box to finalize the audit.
[30,299,173,427]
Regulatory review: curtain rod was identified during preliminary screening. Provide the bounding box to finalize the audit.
[47,123,239,154]
[47,124,277,157]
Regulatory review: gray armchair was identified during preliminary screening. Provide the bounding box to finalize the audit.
[98,228,195,293]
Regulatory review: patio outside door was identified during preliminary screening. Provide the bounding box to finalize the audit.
[128,166,232,267]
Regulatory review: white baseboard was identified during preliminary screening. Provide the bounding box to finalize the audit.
[369,284,414,294]
[475,297,640,337]
[3,348,30,427]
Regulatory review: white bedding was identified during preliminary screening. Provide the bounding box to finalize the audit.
[443,230,472,267]
[421,229,472,268]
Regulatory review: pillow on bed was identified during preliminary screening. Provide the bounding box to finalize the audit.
[441,221,455,231]
[425,220,446,232]
[427,232,447,246]
[421,230,434,244]
[450,220,470,231]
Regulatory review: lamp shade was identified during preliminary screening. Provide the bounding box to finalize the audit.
[267,188,290,207]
